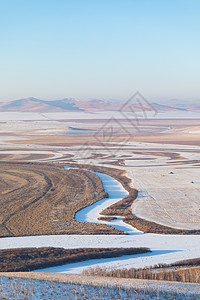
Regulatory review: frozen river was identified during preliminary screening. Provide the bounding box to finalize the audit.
[0,168,200,273]
[75,170,141,234]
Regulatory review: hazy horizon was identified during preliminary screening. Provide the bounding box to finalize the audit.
[0,96,199,105]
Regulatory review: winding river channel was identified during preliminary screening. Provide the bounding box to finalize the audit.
[0,168,200,273]
[75,169,141,234]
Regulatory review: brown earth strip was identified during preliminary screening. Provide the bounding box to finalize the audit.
[0,247,150,272]
[132,151,186,160]
[98,216,117,221]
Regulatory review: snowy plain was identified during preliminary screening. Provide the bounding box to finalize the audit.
[0,168,200,274]
[0,119,200,275]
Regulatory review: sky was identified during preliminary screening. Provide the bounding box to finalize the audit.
[0,0,199,102]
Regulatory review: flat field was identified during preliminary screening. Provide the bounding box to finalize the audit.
[0,117,200,232]
[0,114,200,275]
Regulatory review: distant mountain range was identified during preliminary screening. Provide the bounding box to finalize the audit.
[0,97,199,113]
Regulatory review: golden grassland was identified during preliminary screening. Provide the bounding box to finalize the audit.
[83,265,200,284]
[0,162,124,237]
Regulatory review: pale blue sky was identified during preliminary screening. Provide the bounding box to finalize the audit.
[0,0,199,102]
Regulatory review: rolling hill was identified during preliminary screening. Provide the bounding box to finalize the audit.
[0,97,199,113]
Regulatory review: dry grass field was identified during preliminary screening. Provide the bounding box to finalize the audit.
[0,162,123,237]
[0,271,199,299]
[0,247,150,272]
[83,257,200,284]
[83,265,200,284]
[0,159,199,236]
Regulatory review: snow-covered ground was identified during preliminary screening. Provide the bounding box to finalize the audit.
[68,141,200,231]
[0,234,200,274]
[1,159,200,273]
[128,167,200,230]
[0,136,200,273]
[0,168,200,274]
[2,110,199,121]
[1,273,199,299]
